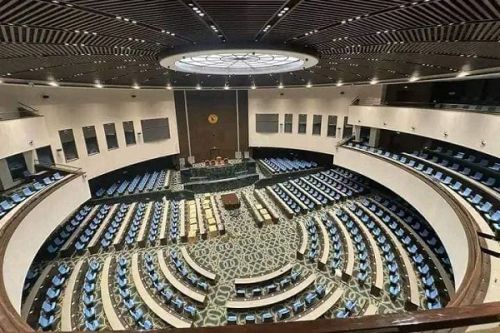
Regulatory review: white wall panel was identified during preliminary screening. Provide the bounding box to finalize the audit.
[248,86,382,155]
[348,105,500,157]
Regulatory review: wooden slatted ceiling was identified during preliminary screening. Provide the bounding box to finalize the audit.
[0,0,498,87]
[195,0,286,41]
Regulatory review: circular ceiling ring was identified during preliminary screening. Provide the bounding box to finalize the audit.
[159,48,319,75]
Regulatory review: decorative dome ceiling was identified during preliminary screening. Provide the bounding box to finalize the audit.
[0,0,500,89]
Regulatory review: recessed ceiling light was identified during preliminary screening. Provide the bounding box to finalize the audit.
[48,81,59,87]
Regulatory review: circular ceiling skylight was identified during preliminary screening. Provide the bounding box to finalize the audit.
[159,49,318,75]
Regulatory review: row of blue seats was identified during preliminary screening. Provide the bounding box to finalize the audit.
[169,201,180,242]
[82,260,101,331]
[365,199,444,309]
[46,205,93,254]
[261,157,318,174]
[348,203,401,298]
[365,144,500,236]
[351,142,499,238]
[38,263,71,331]
[335,209,371,283]
[304,175,342,201]
[95,170,168,198]
[336,299,357,318]
[372,196,451,272]
[124,203,147,245]
[316,173,355,197]
[305,219,320,262]
[143,254,198,319]
[146,201,164,244]
[431,146,499,174]
[100,203,129,249]
[284,182,316,210]
[413,151,499,192]
[170,251,209,292]
[235,270,301,298]
[331,166,366,185]
[115,257,154,329]
[228,284,326,324]
[271,185,302,214]
[0,173,64,218]
[323,170,365,193]
[293,179,331,205]
[74,205,112,251]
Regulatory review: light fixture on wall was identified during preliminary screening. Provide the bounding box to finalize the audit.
[48,80,59,87]
[251,84,257,90]
[336,81,343,87]
[196,84,202,90]
[132,84,140,89]
[94,81,104,88]
[166,84,172,90]
[306,82,312,88]
[278,83,284,89]
[370,78,378,85]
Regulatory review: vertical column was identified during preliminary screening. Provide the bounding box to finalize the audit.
[353,125,362,142]
[235,90,241,159]
[183,90,194,164]
[368,128,380,147]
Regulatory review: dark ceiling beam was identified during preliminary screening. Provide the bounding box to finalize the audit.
[254,0,303,42]
[177,0,227,43]
[32,0,195,44]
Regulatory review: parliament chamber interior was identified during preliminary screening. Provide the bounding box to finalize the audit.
[0,1,499,332]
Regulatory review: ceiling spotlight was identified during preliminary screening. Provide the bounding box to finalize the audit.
[336,81,343,87]
[306,82,312,88]
[94,82,103,88]
[196,84,202,90]
[370,78,378,85]
[166,84,172,90]
[132,84,140,89]
[409,76,419,82]
[48,81,59,87]
[224,84,230,90]
[251,84,257,90]
[457,71,469,78]
[278,83,284,89]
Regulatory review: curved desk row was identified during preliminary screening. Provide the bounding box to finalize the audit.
[234,263,294,286]
[226,274,316,309]
[180,247,217,282]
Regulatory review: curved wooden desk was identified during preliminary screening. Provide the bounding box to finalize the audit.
[289,286,344,321]
[180,247,217,281]
[60,259,84,331]
[328,211,355,281]
[157,250,206,304]
[356,202,420,309]
[226,274,316,309]
[314,216,330,270]
[234,263,293,286]
[131,253,192,328]
[344,207,384,296]
[100,256,125,330]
